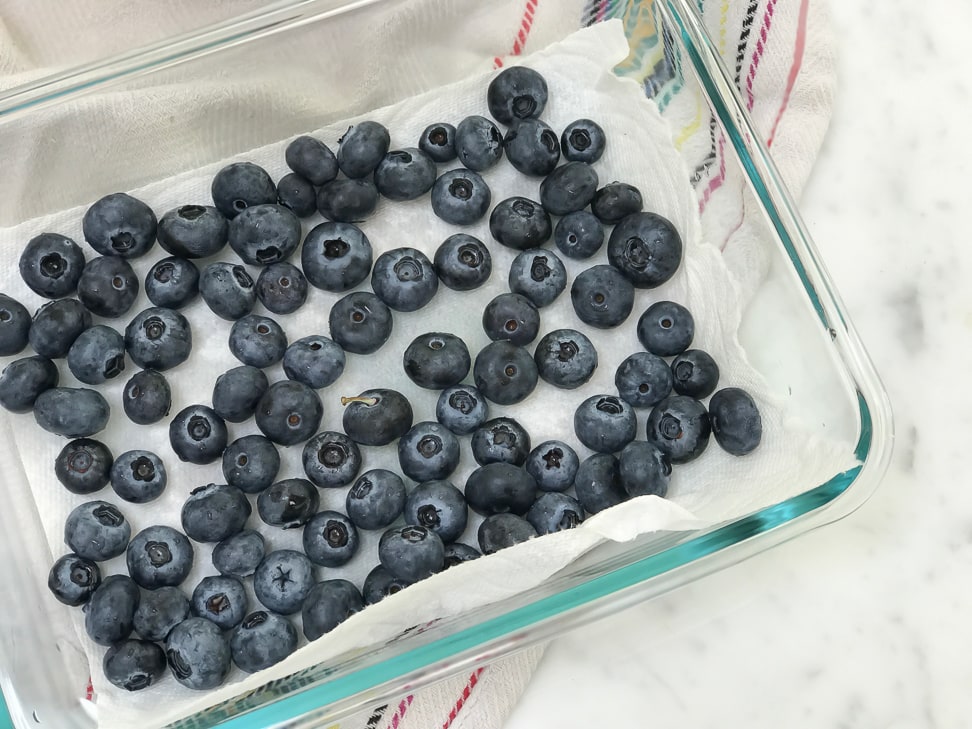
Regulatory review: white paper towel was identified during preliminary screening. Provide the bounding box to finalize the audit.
[0,21,856,729]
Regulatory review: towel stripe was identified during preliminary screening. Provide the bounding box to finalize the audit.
[384,695,413,729]
[766,0,808,147]
[441,668,486,729]
[734,0,760,86]
[494,0,541,67]
[366,704,388,727]
[745,0,777,109]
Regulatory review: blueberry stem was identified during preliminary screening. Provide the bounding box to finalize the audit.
[340,396,379,407]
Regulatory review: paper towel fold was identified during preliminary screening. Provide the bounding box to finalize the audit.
[0,21,856,729]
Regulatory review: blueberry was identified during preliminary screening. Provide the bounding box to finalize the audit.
[608,212,683,288]
[29,298,91,358]
[371,247,438,312]
[122,367,172,423]
[255,380,323,446]
[338,121,391,178]
[540,162,598,216]
[126,525,194,588]
[222,435,280,494]
[77,255,139,318]
[0,293,31,356]
[303,510,359,567]
[226,204,302,267]
[482,292,540,346]
[286,135,338,185]
[19,233,86,299]
[379,526,445,583]
[402,332,470,390]
[253,549,315,615]
[181,483,252,543]
[213,530,266,579]
[637,301,694,356]
[212,365,269,423]
[301,580,363,641]
[362,564,411,605]
[374,148,437,201]
[133,586,190,642]
[110,449,167,503]
[478,514,537,554]
[157,205,229,259]
[471,417,531,466]
[165,617,231,690]
[533,328,598,390]
[591,182,643,225]
[473,340,539,405]
[503,119,560,176]
[346,469,406,530]
[435,384,489,436]
[258,478,320,529]
[328,291,393,355]
[527,492,585,535]
[67,324,126,385]
[103,640,167,692]
[573,453,626,514]
[487,66,548,125]
[553,210,604,260]
[419,123,457,163]
[169,404,227,464]
[316,178,380,223]
[302,431,362,488]
[525,440,579,492]
[48,553,101,606]
[256,262,308,315]
[0,355,58,413]
[404,479,467,543]
[84,575,140,646]
[561,119,606,163]
[443,542,481,568]
[508,248,567,308]
[615,352,673,408]
[671,349,720,399]
[431,168,492,225]
[55,438,113,495]
[211,162,277,219]
[646,395,711,464]
[618,441,671,498]
[708,387,762,456]
[142,259,198,313]
[574,394,637,453]
[465,462,538,516]
[455,115,504,171]
[276,172,318,218]
[570,264,634,329]
[228,314,287,368]
[231,611,299,672]
[82,193,157,259]
[433,233,492,291]
[199,262,256,320]
[125,307,192,371]
[191,575,248,630]
[283,335,346,389]
[341,388,413,446]
[397,421,460,482]
[489,197,552,250]
[301,221,373,293]
[34,388,110,437]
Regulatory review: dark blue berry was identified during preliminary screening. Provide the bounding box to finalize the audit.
[19,233,85,299]
[134,586,190,642]
[0,293,31,356]
[125,307,192,371]
[328,291,393,355]
[199,262,256,320]
[104,643,166,697]
[540,162,598,216]
[212,530,266,578]
[64,501,131,562]
[591,182,643,224]
[615,352,673,408]
[126,525,194,589]
[303,511,359,567]
[157,205,229,259]
[228,204,302,266]
[338,121,391,178]
[191,575,248,630]
[637,300,694,356]
[553,210,604,260]
[708,387,762,456]
[402,332,470,389]
[431,168,491,225]
[374,148,437,201]
[371,247,438,312]
[404,479,467,543]
[181,483,251,543]
[482,292,540,346]
[82,193,157,259]
[341,388,413,446]
[68,324,126,385]
[608,212,682,288]
[646,395,711,464]
[29,298,90,358]
[525,440,578,492]
[574,394,637,453]
[397,421,460,482]
[489,197,551,250]
[144,256,199,309]
[561,119,606,163]
[527,492,585,535]
[301,580,363,641]
[471,417,531,466]
[256,262,308,315]
[255,380,323,446]
[222,435,279,494]
[473,340,539,405]
[55,438,112,494]
[487,66,548,125]
[77,255,139,318]
[111,449,166,503]
[671,349,720,399]
[362,565,411,605]
[419,123,457,163]
[228,314,287,368]
[48,553,101,606]
[283,335,346,389]
[573,453,626,514]
[434,233,492,290]
[435,384,489,435]
[257,478,320,529]
[503,118,560,176]
[618,441,671,498]
[301,221,373,293]
[443,542,481,568]
[302,431,362,488]
[212,365,269,423]
[253,549,315,615]
[277,172,317,217]
[455,115,504,171]
[122,369,171,424]
[379,525,445,582]
[84,575,139,646]
[570,264,634,329]
[509,248,567,308]
[478,514,537,554]
[34,387,110,437]
[231,611,299,671]
[464,462,537,516]
[0,355,58,413]
[346,469,406,530]
[165,617,231,690]
[169,404,227,464]
[211,162,277,219]
[286,135,338,185]
[316,178,379,222]
[533,328,598,389]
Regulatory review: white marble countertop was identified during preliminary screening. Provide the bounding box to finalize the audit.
[506,2,969,726]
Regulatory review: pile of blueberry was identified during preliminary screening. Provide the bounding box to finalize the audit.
[0,65,763,695]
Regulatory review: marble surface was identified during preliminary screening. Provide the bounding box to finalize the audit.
[505,2,972,727]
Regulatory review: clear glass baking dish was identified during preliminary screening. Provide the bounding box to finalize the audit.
[0,0,892,727]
